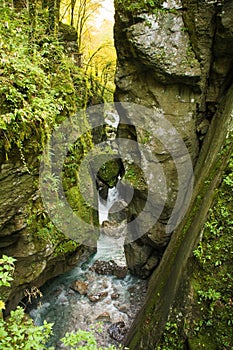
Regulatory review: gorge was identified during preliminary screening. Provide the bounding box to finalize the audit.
[0,0,233,349]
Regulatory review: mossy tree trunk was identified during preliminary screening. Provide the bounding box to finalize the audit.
[47,0,60,34]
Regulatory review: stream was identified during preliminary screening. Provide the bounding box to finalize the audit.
[27,111,148,349]
[27,250,147,348]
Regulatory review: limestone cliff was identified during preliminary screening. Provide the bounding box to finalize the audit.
[114,0,233,277]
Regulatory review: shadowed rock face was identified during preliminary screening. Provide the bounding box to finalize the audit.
[0,123,95,313]
[114,0,233,277]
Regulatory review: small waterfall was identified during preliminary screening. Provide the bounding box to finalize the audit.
[95,182,126,264]
[98,185,119,225]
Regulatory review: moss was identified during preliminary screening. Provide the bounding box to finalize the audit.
[97,158,123,187]
[187,150,233,349]
[123,163,147,190]
[53,239,80,257]
[114,0,165,16]
[0,6,88,157]
[188,334,217,350]
[157,142,233,349]
[65,185,98,226]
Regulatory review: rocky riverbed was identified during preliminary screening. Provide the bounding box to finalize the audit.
[27,248,147,349]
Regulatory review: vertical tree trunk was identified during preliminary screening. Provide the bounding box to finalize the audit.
[28,0,36,41]
[13,0,26,10]
[48,0,60,34]
[70,0,76,27]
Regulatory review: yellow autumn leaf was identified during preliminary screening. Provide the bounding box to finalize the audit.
[0,300,5,310]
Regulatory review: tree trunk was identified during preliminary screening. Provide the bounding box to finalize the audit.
[48,0,60,34]
[13,0,26,10]
[70,0,76,27]
[28,0,36,41]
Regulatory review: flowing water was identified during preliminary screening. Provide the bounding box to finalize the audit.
[28,253,147,348]
[27,111,147,348]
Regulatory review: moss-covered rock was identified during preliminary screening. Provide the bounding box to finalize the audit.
[0,7,97,312]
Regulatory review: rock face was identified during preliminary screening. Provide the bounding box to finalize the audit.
[114,0,233,277]
[0,130,95,313]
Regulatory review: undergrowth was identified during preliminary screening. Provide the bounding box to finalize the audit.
[156,145,233,349]
[0,6,87,158]
[189,150,233,349]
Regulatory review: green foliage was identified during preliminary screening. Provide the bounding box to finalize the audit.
[114,0,162,15]
[157,148,233,349]
[190,151,233,348]
[0,255,16,305]
[61,328,118,350]
[0,6,88,156]
[0,255,16,288]
[157,320,184,350]
[124,163,147,190]
[0,256,52,349]
[0,306,53,350]
[53,239,79,257]
[26,202,80,258]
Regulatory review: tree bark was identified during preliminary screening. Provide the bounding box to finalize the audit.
[28,0,36,40]
[48,0,60,34]
[13,0,26,10]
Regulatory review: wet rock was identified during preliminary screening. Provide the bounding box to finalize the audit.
[127,286,136,294]
[108,321,128,342]
[91,260,128,279]
[118,304,129,313]
[101,219,126,238]
[87,291,108,302]
[111,292,120,300]
[108,199,129,223]
[70,280,88,295]
[95,312,111,322]
[113,265,128,279]
[92,157,123,189]
[96,178,109,200]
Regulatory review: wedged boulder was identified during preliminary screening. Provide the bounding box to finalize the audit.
[111,292,120,300]
[126,12,201,84]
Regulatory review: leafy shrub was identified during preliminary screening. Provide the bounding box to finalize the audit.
[0,306,53,350]
[0,6,87,156]
[191,150,233,348]
[0,255,16,288]
[61,329,119,350]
